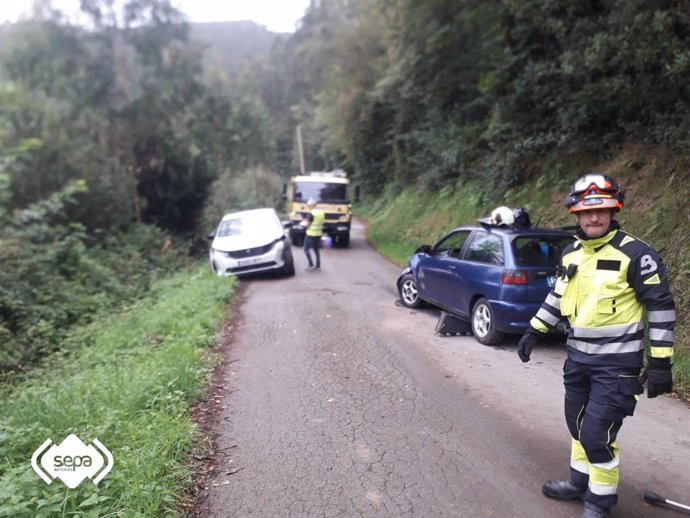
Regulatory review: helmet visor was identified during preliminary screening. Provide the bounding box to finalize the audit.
[571,174,618,196]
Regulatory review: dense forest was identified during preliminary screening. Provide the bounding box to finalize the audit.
[1,0,689,373]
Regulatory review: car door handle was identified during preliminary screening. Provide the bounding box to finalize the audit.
[448,265,456,270]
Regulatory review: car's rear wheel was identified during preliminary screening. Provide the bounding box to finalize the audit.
[398,273,423,309]
[471,297,504,345]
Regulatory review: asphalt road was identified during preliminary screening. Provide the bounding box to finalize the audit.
[198,219,690,518]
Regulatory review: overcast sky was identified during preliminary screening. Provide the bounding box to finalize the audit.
[0,0,312,33]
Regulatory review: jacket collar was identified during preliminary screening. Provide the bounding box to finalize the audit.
[576,227,618,251]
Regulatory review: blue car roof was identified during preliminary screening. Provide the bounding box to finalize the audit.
[452,224,573,236]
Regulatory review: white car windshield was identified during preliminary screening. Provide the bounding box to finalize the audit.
[217,212,278,238]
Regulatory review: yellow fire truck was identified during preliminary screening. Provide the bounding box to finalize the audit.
[284,170,358,248]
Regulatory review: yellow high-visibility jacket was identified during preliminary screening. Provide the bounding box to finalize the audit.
[306,209,325,237]
[531,227,675,367]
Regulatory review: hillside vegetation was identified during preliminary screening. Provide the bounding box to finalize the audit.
[190,21,284,87]
[270,1,690,193]
[359,144,689,395]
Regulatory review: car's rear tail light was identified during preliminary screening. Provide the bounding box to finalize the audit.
[501,270,528,285]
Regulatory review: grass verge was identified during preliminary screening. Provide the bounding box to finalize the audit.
[0,266,236,517]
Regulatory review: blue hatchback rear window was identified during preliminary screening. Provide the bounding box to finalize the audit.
[512,236,573,267]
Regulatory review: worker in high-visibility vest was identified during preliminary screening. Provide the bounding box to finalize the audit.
[303,198,325,271]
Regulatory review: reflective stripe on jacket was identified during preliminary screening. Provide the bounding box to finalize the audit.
[306,209,325,237]
[530,228,675,367]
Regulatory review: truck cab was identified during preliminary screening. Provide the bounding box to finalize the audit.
[285,170,356,247]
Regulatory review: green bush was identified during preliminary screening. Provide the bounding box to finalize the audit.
[0,183,189,373]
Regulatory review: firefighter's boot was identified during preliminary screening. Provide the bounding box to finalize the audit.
[580,502,608,518]
[542,480,586,501]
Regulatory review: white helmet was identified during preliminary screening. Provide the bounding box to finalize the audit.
[490,206,514,226]
[306,198,317,207]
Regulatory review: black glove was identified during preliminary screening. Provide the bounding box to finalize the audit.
[517,328,540,363]
[641,357,673,398]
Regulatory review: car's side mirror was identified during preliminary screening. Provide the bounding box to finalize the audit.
[206,232,215,241]
[415,244,432,255]
[354,185,361,203]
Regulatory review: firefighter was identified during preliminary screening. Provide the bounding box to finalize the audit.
[517,174,675,518]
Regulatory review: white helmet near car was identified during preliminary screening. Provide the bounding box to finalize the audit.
[490,206,514,226]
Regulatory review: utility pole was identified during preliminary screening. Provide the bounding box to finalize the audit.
[296,125,306,175]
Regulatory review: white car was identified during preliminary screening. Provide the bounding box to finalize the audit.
[208,208,295,277]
